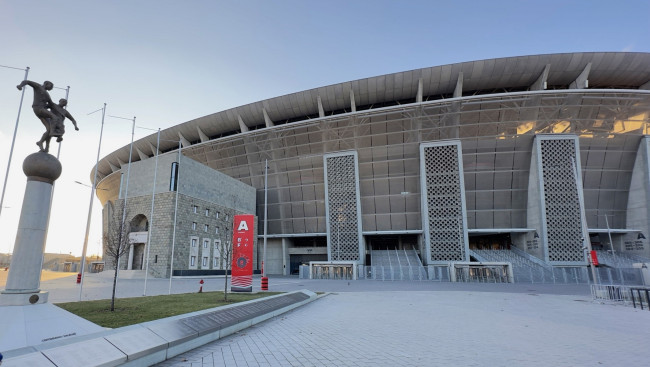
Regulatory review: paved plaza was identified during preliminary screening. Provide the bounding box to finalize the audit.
[155,290,650,367]
[2,271,650,366]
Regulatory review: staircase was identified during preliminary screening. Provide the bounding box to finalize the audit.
[368,247,427,281]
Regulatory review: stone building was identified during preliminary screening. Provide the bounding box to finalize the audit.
[98,153,256,278]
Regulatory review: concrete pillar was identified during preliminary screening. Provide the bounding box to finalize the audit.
[282,237,288,275]
[1,153,61,305]
[127,244,134,270]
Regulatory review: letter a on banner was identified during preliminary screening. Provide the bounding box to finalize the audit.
[231,214,255,292]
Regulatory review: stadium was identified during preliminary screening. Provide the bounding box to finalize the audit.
[94,52,650,283]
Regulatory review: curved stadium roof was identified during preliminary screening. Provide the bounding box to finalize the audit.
[95,52,650,182]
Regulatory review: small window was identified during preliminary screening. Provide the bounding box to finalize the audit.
[225,214,229,221]
[205,209,210,216]
[213,257,218,267]
[190,256,196,266]
[202,257,208,266]
[216,211,220,219]
[203,239,209,248]
[204,224,209,232]
[192,205,198,214]
[192,222,197,230]
[154,255,158,263]
[215,227,219,235]
[191,238,197,247]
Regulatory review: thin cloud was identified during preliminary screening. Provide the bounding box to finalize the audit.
[622,44,635,52]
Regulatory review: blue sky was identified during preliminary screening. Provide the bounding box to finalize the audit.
[0,0,649,256]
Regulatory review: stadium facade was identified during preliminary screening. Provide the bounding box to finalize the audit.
[95,52,650,280]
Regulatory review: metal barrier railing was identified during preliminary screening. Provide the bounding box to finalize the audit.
[591,284,650,310]
[454,265,510,283]
[630,287,650,310]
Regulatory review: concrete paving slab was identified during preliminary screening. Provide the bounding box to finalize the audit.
[155,291,650,366]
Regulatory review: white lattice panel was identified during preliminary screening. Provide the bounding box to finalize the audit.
[325,153,361,261]
[421,142,468,262]
[540,138,584,262]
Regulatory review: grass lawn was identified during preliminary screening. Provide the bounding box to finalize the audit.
[56,291,281,328]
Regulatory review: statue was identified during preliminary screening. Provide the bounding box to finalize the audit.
[17,80,79,153]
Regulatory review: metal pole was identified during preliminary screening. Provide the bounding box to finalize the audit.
[571,157,597,284]
[0,66,29,218]
[143,129,160,295]
[604,214,615,258]
[168,140,182,294]
[79,103,107,301]
[117,117,136,272]
[44,86,69,277]
[263,159,268,277]
[53,86,70,161]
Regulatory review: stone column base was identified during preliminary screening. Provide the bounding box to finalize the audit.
[0,291,49,306]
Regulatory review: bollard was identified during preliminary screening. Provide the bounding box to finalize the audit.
[199,279,204,293]
[76,273,81,284]
[261,276,268,291]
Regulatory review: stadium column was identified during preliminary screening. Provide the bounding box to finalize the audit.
[419,141,469,267]
[526,135,590,266]
[323,151,364,264]
[624,136,650,257]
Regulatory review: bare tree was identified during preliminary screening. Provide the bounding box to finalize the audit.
[223,240,233,301]
[104,204,131,311]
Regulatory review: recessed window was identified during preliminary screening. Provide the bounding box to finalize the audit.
[215,227,219,235]
[203,239,209,248]
[192,222,197,230]
[190,256,196,266]
[205,209,210,216]
[192,205,198,214]
[216,212,220,219]
[225,214,229,221]
[202,257,208,266]
[204,224,209,232]
[154,255,158,263]
[191,238,197,247]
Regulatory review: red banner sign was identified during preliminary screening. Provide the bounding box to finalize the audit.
[590,250,599,266]
[231,214,254,292]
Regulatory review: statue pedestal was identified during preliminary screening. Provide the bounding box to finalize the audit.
[0,153,103,352]
[0,291,49,306]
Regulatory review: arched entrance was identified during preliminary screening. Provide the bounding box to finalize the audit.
[128,214,149,270]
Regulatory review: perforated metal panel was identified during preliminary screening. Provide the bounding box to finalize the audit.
[539,138,585,262]
[420,142,469,262]
[324,152,362,261]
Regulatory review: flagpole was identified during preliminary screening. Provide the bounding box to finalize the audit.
[110,115,136,272]
[43,86,70,276]
[79,103,107,301]
[263,159,268,277]
[0,66,29,218]
[169,140,182,294]
[143,128,160,296]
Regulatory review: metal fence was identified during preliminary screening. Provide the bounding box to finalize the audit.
[591,284,650,310]
[512,266,590,284]
[454,265,510,283]
[593,267,645,286]
[362,266,429,281]
[298,263,646,286]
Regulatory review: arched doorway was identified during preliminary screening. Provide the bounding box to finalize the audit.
[128,214,149,270]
